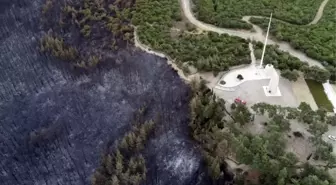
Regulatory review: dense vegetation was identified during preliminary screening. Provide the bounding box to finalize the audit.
[253,42,332,83]
[193,0,324,29]
[250,0,336,68]
[192,0,336,75]
[40,0,134,68]
[189,79,336,184]
[92,109,156,185]
[132,0,250,73]
[189,79,249,183]
[254,42,305,71]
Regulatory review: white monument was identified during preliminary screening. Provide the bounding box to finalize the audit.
[259,13,281,96]
[263,64,281,96]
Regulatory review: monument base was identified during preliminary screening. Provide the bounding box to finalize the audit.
[263,86,281,97]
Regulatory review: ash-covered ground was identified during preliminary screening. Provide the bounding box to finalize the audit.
[0,0,207,184]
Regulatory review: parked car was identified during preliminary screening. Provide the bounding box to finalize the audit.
[234,98,246,105]
[328,135,336,141]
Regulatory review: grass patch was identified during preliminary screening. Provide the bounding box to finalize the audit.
[305,79,333,112]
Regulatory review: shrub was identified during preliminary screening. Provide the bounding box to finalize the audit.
[281,69,299,81]
[231,103,237,110]
[80,25,91,38]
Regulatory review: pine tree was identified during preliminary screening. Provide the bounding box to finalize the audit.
[208,157,221,179]
[277,168,287,185]
[115,150,124,175]
[110,175,119,185]
[106,154,114,175]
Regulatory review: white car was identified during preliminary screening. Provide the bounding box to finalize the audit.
[328,135,336,141]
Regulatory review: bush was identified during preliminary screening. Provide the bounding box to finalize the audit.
[302,66,331,83]
[231,103,237,110]
[237,74,244,80]
[80,25,91,37]
[326,115,336,126]
[280,69,299,81]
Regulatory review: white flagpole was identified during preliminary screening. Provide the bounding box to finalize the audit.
[259,13,272,68]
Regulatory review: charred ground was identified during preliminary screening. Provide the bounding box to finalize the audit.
[0,0,212,185]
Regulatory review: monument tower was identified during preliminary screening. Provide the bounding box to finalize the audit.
[260,13,281,96]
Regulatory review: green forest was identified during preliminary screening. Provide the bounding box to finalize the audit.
[192,0,336,72]
[132,0,251,73]
[253,42,332,83]
[250,0,336,67]
[193,0,324,29]
[189,80,336,185]
[132,0,334,81]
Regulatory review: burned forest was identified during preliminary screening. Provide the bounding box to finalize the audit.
[0,0,211,184]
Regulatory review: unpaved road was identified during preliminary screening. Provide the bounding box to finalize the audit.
[180,0,336,112]
[309,0,330,25]
[180,0,330,68]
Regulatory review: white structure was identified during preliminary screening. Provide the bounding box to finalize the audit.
[263,64,281,96]
[259,13,281,96]
[259,13,272,68]
[216,13,281,96]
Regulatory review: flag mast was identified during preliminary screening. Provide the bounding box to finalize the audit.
[259,13,273,68]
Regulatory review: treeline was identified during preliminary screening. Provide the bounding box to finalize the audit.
[192,0,324,29]
[132,0,250,73]
[253,42,332,83]
[40,0,135,68]
[189,80,335,184]
[193,0,252,30]
[60,0,134,42]
[40,33,102,68]
[189,79,251,182]
[91,110,156,185]
[250,0,336,70]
